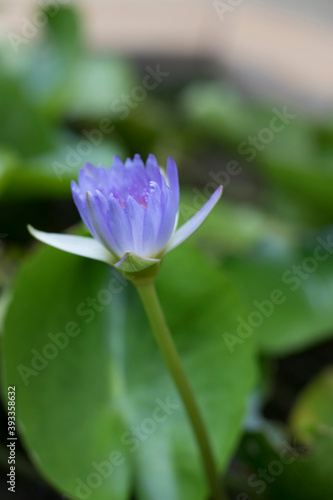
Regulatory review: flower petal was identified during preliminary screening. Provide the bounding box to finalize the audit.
[124,196,145,255]
[28,226,114,264]
[113,155,124,167]
[142,182,162,256]
[85,191,121,258]
[155,187,177,253]
[166,185,223,252]
[166,157,180,209]
[146,154,163,186]
[108,195,134,255]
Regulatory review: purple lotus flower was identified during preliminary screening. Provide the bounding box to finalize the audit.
[29,155,222,275]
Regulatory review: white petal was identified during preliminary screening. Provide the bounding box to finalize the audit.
[166,186,223,252]
[28,226,114,265]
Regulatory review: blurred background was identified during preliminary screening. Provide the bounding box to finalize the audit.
[1,1,333,499]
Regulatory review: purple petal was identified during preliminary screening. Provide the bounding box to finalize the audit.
[71,181,96,237]
[166,157,179,210]
[77,170,94,193]
[77,163,101,192]
[124,196,145,255]
[132,154,145,169]
[146,154,163,186]
[108,195,134,255]
[142,182,163,256]
[85,191,121,258]
[113,155,124,167]
[166,186,223,252]
[155,188,177,253]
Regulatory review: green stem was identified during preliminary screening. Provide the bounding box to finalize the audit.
[136,280,226,500]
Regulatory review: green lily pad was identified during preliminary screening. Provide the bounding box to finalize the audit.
[224,232,333,355]
[2,241,257,500]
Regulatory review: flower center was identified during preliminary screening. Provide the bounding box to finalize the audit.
[111,183,149,209]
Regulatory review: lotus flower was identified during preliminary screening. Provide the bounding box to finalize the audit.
[29,155,222,278]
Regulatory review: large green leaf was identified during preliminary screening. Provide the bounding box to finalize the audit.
[175,196,333,355]
[2,241,257,500]
[224,231,333,355]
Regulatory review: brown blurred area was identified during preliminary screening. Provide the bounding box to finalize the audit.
[1,0,333,112]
